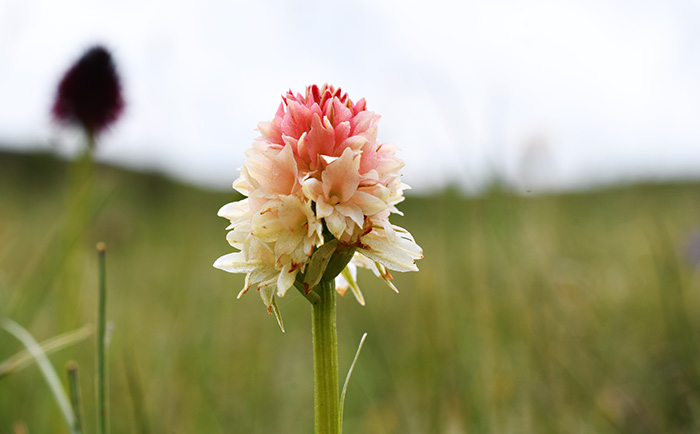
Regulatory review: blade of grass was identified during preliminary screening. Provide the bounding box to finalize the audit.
[97,243,108,434]
[123,350,151,434]
[339,332,367,433]
[2,318,80,434]
[0,324,93,378]
[96,242,108,434]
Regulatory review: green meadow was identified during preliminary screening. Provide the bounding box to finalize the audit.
[2,150,700,433]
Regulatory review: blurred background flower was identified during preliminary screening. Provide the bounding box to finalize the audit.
[52,45,124,141]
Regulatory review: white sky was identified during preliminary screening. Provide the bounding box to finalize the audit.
[1,0,699,193]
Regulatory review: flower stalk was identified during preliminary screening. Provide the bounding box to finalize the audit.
[311,279,340,434]
[213,84,423,432]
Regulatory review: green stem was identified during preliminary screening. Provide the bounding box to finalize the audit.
[311,279,340,434]
[67,362,83,434]
[96,243,108,434]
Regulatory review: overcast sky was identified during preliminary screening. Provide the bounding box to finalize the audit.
[1,0,699,193]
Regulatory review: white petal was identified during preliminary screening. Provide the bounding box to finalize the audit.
[276,264,297,297]
[335,263,365,305]
[259,284,276,307]
[357,229,421,272]
[357,246,417,272]
[352,191,388,216]
[274,231,302,258]
[320,154,339,164]
[213,252,258,274]
[218,199,249,221]
[325,211,347,240]
[316,200,334,218]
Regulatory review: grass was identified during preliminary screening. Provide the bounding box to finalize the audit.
[2,150,700,433]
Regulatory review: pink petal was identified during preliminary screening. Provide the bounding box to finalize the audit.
[305,113,335,163]
[302,177,324,204]
[351,110,376,135]
[270,144,298,195]
[352,98,367,114]
[321,147,359,202]
[330,97,352,126]
[333,121,351,152]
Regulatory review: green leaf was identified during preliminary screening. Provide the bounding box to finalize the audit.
[304,240,339,292]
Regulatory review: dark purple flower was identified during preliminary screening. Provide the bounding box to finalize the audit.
[52,45,124,138]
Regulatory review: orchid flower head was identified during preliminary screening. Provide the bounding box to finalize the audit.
[215,84,422,322]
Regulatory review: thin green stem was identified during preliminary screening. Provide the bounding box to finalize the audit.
[311,279,340,434]
[96,242,108,434]
[7,139,95,323]
[67,362,83,434]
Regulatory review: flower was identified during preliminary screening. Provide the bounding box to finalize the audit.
[215,84,422,314]
[52,45,124,139]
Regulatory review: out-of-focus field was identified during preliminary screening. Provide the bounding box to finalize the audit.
[2,150,700,433]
